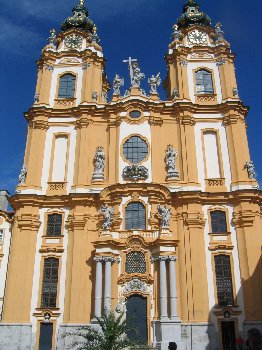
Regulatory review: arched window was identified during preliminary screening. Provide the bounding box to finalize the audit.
[125,251,146,274]
[58,74,76,98]
[41,257,59,308]
[46,214,62,236]
[214,255,234,306]
[125,202,146,230]
[195,69,214,94]
[210,210,227,233]
[123,136,148,164]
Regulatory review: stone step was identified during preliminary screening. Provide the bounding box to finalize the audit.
[129,347,159,350]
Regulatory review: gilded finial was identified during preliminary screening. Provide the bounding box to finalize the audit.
[93,25,97,34]
[80,0,84,5]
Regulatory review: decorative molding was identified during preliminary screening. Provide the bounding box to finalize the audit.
[124,278,148,294]
[28,120,49,130]
[233,210,257,228]
[44,64,54,71]
[122,165,149,181]
[16,214,41,231]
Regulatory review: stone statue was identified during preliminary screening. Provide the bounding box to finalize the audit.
[92,147,105,181]
[157,205,171,229]
[99,204,114,230]
[215,23,230,46]
[131,61,145,87]
[165,145,179,179]
[113,74,124,95]
[148,73,161,94]
[245,161,256,180]
[47,29,57,47]
[18,165,27,184]
[92,91,98,101]
[123,57,145,88]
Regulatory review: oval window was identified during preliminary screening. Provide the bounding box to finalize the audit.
[129,110,142,119]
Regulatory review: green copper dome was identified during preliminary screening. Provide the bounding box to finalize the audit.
[61,0,94,33]
[177,0,211,29]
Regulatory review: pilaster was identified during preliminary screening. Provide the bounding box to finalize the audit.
[2,211,40,322]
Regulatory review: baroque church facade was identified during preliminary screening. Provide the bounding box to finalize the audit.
[0,0,261,349]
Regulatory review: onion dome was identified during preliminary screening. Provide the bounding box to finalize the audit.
[177,0,211,29]
[61,0,94,33]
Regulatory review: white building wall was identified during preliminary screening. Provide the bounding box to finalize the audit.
[41,126,76,194]
[194,119,232,191]
[203,205,245,329]
[0,218,12,318]
[49,66,83,107]
[119,121,152,184]
[187,62,222,103]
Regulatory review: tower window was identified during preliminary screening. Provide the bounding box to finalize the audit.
[214,255,234,307]
[46,214,62,236]
[123,136,148,164]
[41,258,59,308]
[195,69,214,94]
[125,202,146,230]
[58,74,76,98]
[125,251,146,274]
[211,210,227,233]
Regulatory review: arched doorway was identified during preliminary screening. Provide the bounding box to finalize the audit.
[126,294,148,344]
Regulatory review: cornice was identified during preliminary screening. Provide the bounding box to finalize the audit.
[0,210,14,223]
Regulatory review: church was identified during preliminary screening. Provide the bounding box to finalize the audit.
[0,0,261,349]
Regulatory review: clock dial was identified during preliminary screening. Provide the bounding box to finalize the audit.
[64,34,83,50]
[188,30,208,45]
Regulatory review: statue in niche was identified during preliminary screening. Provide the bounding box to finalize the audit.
[92,146,105,181]
[157,205,171,229]
[18,165,27,184]
[165,145,179,179]
[148,73,161,94]
[99,204,114,230]
[113,74,124,95]
[245,161,256,180]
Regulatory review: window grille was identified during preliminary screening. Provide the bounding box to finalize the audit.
[46,214,62,236]
[41,258,59,308]
[195,70,214,94]
[123,136,148,164]
[211,211,227,233]
[125,251,146,274]
[214,255,234,307]
[125,202,146,230]
[58,74,76,98]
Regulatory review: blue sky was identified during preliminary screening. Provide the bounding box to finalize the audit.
[0,0,261,193]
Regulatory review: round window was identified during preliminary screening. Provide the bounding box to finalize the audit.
[123,136,148,164]
[129,110,142,119]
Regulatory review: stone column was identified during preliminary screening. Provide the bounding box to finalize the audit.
[169,256,178,320]
[94,257,103,317]
[159,257,168,320]
[104,257,115,312]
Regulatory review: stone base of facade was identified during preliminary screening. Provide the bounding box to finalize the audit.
[243,321,262,338]
[181,323,218,350]
[56,323,90,350]
[0,323,33,350]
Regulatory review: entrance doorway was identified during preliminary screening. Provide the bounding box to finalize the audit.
[126,294,147,344]
[221,321,236,350]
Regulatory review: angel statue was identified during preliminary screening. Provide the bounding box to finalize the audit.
[157,205,171,229]
[92,147,105,181]
[99,205,114,230]
[148,73,161,94]
[113,74,124,95]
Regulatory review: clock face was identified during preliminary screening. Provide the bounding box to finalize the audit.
[64,34,83,50]
[188,30,208,45]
